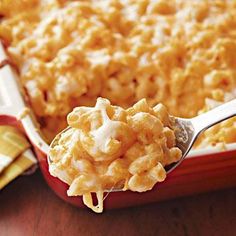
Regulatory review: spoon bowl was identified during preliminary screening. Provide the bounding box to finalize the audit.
[165,118,196,173]
[48,99,236,192]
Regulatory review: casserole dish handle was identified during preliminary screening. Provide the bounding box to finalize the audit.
[0,44,49,154]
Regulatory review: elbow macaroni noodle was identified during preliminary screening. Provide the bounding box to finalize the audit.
[49,98,182,212]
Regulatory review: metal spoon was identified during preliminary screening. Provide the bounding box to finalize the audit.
[48,99,236,191]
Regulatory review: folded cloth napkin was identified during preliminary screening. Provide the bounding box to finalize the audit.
[0,126,30,173]
[0,126,37,190]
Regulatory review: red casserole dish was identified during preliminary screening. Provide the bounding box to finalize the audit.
[1,43,236,209]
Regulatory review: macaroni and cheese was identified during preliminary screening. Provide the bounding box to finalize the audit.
[49,98,182,212]
[1,0,236,148]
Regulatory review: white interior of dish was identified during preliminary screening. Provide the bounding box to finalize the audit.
[0,43,236,158]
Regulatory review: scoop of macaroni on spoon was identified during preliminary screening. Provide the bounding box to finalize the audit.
[48,97,236,213]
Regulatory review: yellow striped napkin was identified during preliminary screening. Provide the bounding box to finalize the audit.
[0,149,37,189]
[0,126,37,190]
[0,126,30,173]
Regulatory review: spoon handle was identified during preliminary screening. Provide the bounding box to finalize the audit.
[191,99,236,134]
